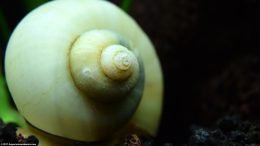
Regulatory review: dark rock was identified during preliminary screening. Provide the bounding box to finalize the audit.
[24,135,39,145]
[216,115,240,133]
[228,130,246,143]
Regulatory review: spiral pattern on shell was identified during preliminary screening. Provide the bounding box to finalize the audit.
[70,30,140,102]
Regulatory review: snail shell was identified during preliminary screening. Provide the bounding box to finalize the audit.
[5,0,163,142]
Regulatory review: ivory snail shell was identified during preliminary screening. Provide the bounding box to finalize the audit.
[5,0,163,143]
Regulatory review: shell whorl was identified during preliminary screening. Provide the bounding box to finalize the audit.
[101,44,137,81]
[70,30,140,102]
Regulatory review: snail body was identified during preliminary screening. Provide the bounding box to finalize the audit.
[5,0,163,143]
